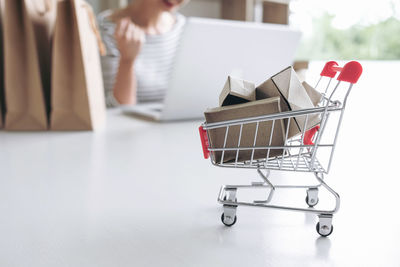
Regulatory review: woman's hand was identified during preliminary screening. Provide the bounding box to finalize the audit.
[114,18,145,64]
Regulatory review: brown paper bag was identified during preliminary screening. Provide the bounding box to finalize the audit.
[0,0,4,128]
[205,97,285,163]
[3,0,56,130]
[51,0,106,131]
[256,66,322,138]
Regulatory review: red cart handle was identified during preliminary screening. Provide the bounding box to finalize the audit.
[303,125,320,146]
[320,61,363,84]
[199,126,210,159]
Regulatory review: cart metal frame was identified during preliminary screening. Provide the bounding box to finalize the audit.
[199,61,363,236]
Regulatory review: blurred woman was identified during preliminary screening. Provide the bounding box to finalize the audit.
[98,0,189,107]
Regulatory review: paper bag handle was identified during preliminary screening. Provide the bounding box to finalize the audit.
[320,61,363,84]
[199,126,210,159]
[82,2,107,56]
[33,0,53,16]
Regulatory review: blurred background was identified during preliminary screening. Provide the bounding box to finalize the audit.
[88,0,400,61]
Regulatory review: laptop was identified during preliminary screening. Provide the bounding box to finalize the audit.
[121,17,301,121]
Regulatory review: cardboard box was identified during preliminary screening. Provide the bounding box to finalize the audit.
[262,1,289,25]
[256,66,322,138]
[302,81,322,106]
[219,76,256,106]
[205,97,285,163]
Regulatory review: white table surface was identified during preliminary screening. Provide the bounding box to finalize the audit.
[0,61,399,267]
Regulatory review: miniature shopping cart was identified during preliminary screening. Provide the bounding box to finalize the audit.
[199,61,363,237]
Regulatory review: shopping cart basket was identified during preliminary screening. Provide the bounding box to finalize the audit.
[199,61,363,237]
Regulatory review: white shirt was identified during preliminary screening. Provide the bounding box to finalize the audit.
[97,10,186,107]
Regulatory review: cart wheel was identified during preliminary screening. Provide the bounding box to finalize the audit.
[306,195,319,208]
[221,213,237,227]
[316,222,333,237]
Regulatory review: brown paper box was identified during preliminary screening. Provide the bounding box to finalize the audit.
[205,97,285,163]
[50,0,106,131]
[0,0,4,128]
[256,66,322,138]
[219,76,256,106]
[3,0,56,130]
[302,81,322,107]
